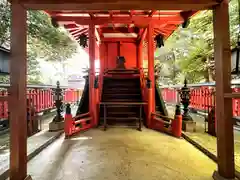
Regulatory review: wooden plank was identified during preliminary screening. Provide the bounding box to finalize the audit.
[153,117,171,125]
[212,0,235,178]
[20,0,219,10]
[9,3,27,180]
[151,112,173,121]
[54,16,183,26]
[101,38,136,43]
[224,92,240,98]
[0,96,8,101]
[100,102,147,105]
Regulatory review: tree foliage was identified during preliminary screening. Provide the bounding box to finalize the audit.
[0,0,78,84]
[156,0,239,84]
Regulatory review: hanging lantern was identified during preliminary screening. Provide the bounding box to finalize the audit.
[78,34,88,48]
[182,19,190,28]
[51,17,59,28]
[154,34,164,48]
[180,11,191,28]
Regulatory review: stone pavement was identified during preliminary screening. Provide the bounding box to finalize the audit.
[0,106,78,180]
[166,105,240,172]
[27,127,216,180]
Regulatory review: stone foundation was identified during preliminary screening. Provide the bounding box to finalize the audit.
[182,120,196,132]
[49,121,64,131]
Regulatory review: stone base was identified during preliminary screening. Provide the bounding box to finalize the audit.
[49,121,64,131]
[212,171,237,180]
[182,120,196,132]
[24,175,33,180]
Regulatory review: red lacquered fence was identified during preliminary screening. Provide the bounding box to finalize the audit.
[161,82,240,117]
[0,84,83,120]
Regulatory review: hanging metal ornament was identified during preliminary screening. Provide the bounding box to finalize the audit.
[51,17,59,28]
[78,34,88,48]
[154,34,164,48]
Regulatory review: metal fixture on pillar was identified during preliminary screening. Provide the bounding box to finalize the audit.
[53,81,64,122]
[179,78,192,121]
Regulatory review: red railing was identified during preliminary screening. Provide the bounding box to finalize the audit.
[0,84,83,119]
[161,82,240,117]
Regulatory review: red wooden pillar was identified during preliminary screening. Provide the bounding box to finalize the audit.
[99,42,105,98]
[89,23,96,127]
[212,0,235,179]
[137,42,143,69]
[147,23,155,128]
[9,3,29,180]
[104,43,108,71]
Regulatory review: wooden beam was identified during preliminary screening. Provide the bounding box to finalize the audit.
[9,3,28,180]
[101,27,137,33]
[101,38,136,43]
[54,16,184,26]
[136,28,144,41]
[212,0,235,179]
[224,92,240,98]
[139,28,147,44]
[72,28,88,37]
[69,28,81,34]
[0,96,8,101]
[21,0,219,10]
[149,10,156,16]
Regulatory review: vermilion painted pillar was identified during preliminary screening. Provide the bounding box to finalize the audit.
[137,42,143,69]
[104,43,108,71]
[9,3,28,180]
[89,23,96,127]
[147,23,155,128]
[99,42,105,98]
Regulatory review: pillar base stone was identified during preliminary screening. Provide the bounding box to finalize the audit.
[213,170,237,180]
[182,120,196,132]
[49,121,64,131]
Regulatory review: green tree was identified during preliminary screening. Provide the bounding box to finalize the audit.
[0,0,78,84]
[156,0,239,84]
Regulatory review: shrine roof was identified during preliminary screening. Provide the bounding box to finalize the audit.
[46,10,198,43]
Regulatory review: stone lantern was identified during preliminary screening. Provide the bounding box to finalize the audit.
[49,81,64,131]
[179,78,196,132]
